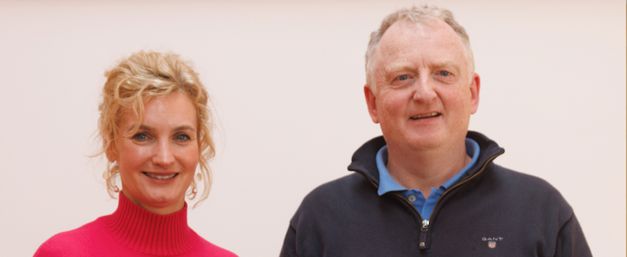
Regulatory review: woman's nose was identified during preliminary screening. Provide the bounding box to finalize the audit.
[152,141,175,167]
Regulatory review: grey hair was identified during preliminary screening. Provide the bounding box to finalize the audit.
[365,5,475,89]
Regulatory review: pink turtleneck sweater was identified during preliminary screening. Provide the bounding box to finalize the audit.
[34,193,237,257]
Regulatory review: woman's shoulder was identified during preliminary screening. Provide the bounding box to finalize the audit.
[192,233,238,257]
[199,242,238,257]
[33,218,107,257]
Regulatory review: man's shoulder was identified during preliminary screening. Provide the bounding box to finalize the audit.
[489,164,563,194]
[291,173,377,219]
[486,164,573,213]
[303,173,373,202]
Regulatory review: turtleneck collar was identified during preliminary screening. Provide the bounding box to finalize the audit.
[103,192,198,256]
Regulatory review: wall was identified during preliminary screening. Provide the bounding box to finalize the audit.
[0,1,624,256]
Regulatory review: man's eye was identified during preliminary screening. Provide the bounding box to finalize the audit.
[396,74,411,81]
[437,70,452,77]
[131,132,151,142]
[174,133,192,142]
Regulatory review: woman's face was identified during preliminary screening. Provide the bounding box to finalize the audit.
[112,91,199,215]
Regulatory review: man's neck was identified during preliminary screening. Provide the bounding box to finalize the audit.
[386,141,469,198]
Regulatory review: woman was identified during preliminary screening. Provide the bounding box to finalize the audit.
[35,51,237,257]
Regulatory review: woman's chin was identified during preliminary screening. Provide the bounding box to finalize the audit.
[132,190,186,214]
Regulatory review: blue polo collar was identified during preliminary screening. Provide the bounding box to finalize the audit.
[377,138,481,196]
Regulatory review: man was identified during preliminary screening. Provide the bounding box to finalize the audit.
[280,5,592,257]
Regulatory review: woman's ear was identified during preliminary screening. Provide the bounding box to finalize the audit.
[105,143,117,163]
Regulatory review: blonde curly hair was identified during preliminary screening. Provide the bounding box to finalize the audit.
[99,50,215,206]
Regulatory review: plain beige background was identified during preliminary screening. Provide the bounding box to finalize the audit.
[0,1,624,256]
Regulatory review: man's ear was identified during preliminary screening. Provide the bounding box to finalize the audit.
[364,85,380,123]
[469,73,481,114]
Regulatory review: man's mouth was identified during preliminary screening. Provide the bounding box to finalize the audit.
[409,112,441,120]
[142,172,178,180]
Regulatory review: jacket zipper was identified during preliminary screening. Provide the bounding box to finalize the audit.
[363,178,427,248]
[361,153,500,250]
[417,154,500,250]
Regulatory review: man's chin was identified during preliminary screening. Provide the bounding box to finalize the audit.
[390,134,446,151]
[408,139,443,151]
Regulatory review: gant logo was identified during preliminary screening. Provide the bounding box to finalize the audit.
[481,236,504,249]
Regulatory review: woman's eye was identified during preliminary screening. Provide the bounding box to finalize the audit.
[174,133,192,142]
[131,132,151,142]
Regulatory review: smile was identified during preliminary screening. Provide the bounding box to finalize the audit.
[409,112,441,120]
[142,172,179,180]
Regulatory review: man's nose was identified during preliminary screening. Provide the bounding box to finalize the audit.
[412,77,437,101]
[153,141,175,167]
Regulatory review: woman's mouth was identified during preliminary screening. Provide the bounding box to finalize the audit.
[142,172,178,180]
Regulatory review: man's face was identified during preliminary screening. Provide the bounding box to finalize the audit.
[365,19,480,152]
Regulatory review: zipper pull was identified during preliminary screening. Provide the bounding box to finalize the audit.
[421,219,430,229]
[419,219,430,249]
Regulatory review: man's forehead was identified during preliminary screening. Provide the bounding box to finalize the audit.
[379,19,463,49]
[387,19,433,38]
[373,19,469,69]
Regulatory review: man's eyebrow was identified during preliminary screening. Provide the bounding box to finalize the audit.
[431,62,463,74]
[384,62,414,73]
[384,62,461,73]
[432,62,458,68]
